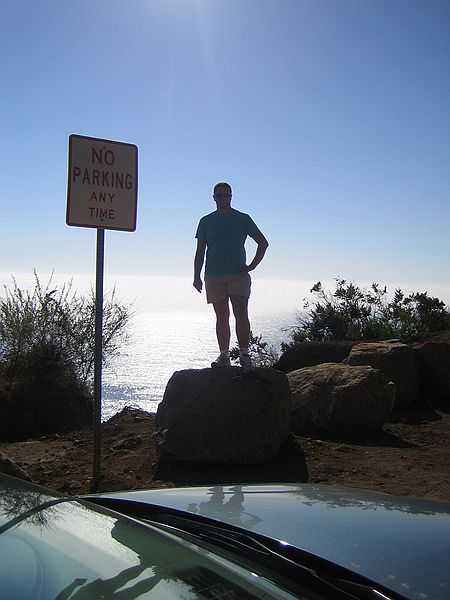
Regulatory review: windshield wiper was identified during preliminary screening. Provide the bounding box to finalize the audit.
[81,497,406,600]
[145,512,405,600]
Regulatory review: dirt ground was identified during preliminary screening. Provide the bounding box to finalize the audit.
[1,402,450,502]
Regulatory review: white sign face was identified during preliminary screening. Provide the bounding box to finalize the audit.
[67,134,138,231]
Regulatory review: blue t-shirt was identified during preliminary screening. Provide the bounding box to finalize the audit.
[195,208,261,276]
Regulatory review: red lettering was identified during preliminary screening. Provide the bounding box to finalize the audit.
[104,150,115,165]
[72,167,81,182]
[72,167,133,190]
[92,147,103,164]
[82,169,90,184]
[89,207,115,221]
[115,173,124,188]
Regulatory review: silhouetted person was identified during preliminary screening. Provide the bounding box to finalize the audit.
[193,182,268,373]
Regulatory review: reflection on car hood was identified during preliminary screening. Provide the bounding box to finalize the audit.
[92,484,450,600]
[0,475,306,600]
[0,473,66,531]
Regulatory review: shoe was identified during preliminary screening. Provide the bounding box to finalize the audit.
[211,353,231,368]
[239,352,255,374]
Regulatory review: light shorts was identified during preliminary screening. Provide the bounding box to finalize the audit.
[205,273,252,304]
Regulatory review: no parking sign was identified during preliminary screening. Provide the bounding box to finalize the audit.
[67,134,138,231]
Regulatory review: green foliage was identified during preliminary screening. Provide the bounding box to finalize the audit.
[0,272,132,386]
[230,332,279,367]
[283,278,450,348]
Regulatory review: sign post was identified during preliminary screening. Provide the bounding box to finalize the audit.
[93,228,105,489]
[67,134,138,491]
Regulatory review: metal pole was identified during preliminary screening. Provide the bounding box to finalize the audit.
[92,227,105,491]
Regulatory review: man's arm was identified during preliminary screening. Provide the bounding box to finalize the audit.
[193,239,207,292]
[240,231,269,273]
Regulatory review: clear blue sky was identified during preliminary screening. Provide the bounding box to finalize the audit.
[1,0,449,306]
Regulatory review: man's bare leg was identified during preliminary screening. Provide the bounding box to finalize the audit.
[230,295,254,373]
[213,298,231,351]
[230,295,250,349]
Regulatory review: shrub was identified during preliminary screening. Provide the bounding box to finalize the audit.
[283,278,450,348]
[230,332,279,367]
[0,272,132,386]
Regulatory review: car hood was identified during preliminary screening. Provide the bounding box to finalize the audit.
[90,483,450,600]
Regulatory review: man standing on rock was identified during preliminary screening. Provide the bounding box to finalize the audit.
[193,182,269,373]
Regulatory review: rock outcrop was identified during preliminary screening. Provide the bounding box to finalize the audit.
[287,363,395,435]
[155,367,291,464]
[412,331,450,402]
[274,340,358,373]
[0,377,92,442]
[344,340,419,407]
[278,331,450,408]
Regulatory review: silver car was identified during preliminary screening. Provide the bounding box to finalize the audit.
[1,473,449,599]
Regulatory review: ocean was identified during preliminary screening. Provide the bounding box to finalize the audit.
[102,311,295,420]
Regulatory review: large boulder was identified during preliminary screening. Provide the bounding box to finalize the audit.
[155,367,291,464]
[274,341,358,373]
[287,363,395,435]
[344,340,419,407]
[411,331,450,402]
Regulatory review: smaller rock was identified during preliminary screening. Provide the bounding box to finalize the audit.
[0,452,33,481]
[344,340,419,407]
[288,363,394,435]
[111,436,142,452]
[411,331,450,402]
[274,340,358,373]
[134,415,151,422]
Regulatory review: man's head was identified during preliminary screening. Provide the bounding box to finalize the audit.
[213,182,232,212]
